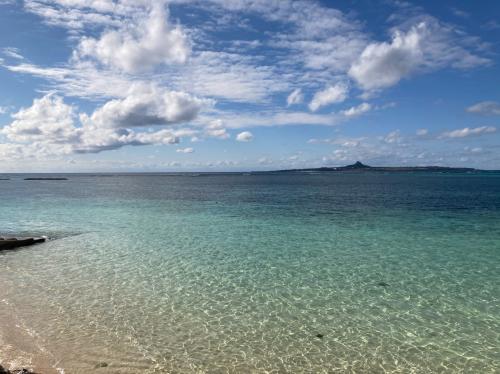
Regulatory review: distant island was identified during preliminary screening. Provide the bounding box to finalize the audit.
[257,161,488,174]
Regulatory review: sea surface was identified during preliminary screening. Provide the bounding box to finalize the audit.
[0,172,499,373]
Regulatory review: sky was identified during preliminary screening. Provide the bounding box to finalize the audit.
[0,0,499,172]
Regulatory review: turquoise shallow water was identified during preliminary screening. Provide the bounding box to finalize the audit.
[0,173,499,373]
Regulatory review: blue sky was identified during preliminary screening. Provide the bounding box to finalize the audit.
[0,0,499,171]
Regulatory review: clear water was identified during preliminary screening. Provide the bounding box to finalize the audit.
[0,173,499,373]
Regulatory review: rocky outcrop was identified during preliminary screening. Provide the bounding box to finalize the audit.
[0,365,37,374]
[23,178,67,181]
[0,237,46,251]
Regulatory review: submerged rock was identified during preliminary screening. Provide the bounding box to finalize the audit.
[0,237,46,251]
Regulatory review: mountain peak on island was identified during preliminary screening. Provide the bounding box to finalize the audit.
[345,161,370,169]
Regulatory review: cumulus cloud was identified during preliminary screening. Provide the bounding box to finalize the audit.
[1,94,80,144]
[440,126,496,138]
[83,83,209,128]
[205,119,230,139]
[286,88,303,106]
[74,127,180,154]
[309,83,348,112]
[349,24,424,91]
[340,102,371,118]
[416,128,428,136]
[466,101,500,116]
[236,131,253,142]
[0,91,206,158]
[349,20,490,91]
[176,147,194,153]
[76,2,190,73]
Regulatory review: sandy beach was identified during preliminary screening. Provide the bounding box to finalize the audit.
[0,300,60,374]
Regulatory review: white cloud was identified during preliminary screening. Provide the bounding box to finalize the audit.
[309,83,348,112]
[349,24,423,91]
[349,19,490,91]
[466,101,500,116]
[451,7,469,18]
[74,127,180,154]
[205,119,230,139]
[172,51,288,103]
[0,92,206,158]
[440,126,496,139]
[2,47,24,60]
[383,130,403,144]
[3,61,144,100]
[464,146,483,154]
[1,94,79,144]
[76,3,190,73]
[84,83,209,128]
[24,0,123,29]
[236,131,253,142]
[208,0,368,73]
[204,110,339,129]
[176,147,194,153]
[340,102,371,118]
[276,36,367,73]
[287,88,303,106]
[483,20,500,30]
[307,131,500,169]
[308,137,362,147]
[258,156,273,165]
[416,128,428,136]
[22,0,167,30]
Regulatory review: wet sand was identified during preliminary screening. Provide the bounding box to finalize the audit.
[0,304,60,374]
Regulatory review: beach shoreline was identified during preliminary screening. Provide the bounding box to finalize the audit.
[0,299,61,374]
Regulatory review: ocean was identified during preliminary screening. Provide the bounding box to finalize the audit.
[0,173,499,373]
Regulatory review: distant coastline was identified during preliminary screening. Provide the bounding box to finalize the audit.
[0,162,499,176]
[255,161,498,174]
